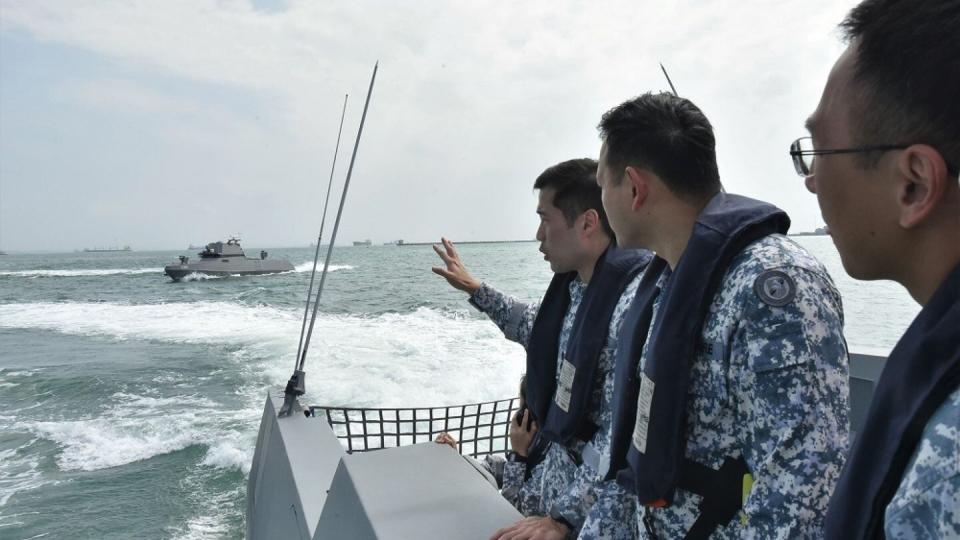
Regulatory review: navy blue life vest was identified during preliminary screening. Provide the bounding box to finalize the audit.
[526,246,651,447]
[824,262,960,539]
[610,193,789,506]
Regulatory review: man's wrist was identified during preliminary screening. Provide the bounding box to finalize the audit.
[551,515,573,536]
[466,279,481,295]
[467,282,489,310]
[507,451,527,463]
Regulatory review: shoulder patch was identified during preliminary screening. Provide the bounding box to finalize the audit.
[753,269,796,307]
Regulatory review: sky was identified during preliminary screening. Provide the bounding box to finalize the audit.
[0,0,856,252]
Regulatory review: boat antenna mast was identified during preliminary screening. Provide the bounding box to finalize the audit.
[294,93,349,371]
[660,62,678,96]
[279,62,379,417]
[660,62,723,192]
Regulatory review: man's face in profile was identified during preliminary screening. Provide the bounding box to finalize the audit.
[535,188,584,274]
[596,142,638,248]
[805,43,898,280]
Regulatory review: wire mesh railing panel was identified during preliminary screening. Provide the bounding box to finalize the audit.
[310,397,518,459]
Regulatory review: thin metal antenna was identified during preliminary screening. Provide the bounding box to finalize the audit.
[295,94,349,367]
[660,63,678,96]
[659,63,725,193]
[299,62,378,371]
[278,62,379,417]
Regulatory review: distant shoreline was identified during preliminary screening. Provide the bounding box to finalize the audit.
[398,239,536,247]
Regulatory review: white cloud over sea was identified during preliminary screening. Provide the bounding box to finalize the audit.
[0,0,854,251]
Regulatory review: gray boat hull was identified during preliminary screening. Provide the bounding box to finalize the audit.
[164,258,294,281]
[245,353,887,539]
[246,394,522,540]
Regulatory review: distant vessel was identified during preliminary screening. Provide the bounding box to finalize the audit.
[188,244,203,250]
[83,246,132,252]
[163,237,294,281]
[382,239,405,246]
[791,226,830,237]
[352,239,372,247]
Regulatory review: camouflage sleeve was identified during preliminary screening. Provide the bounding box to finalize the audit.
[481,454,507,488]
[469,282,540,348]
[727,266,850,538]
[500,460,527,509]
[547,463,595,532]
[884,388,960,539]
[576,479,639,540]
[501,459,546,516]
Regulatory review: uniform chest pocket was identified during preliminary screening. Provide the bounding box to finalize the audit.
[689,340,731,421]
[747,319,811,374]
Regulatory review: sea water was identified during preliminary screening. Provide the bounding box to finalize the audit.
[0,238,917,539]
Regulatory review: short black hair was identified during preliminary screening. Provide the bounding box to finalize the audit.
[840,0,960,171]
[598,92,721,202]
[533,158,614,239]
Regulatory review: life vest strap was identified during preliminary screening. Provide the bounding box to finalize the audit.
[678,456,751,540]
[573,419,599,445]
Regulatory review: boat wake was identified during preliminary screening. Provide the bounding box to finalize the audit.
[0,301,525,479]
[292,262,353,273]
[0,268,162,278]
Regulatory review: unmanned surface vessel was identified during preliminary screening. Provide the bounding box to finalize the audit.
[163,237,293,281]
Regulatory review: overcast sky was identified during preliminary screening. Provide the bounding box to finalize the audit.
[0,0,854,252]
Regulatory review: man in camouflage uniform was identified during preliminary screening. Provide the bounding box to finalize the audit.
[595,93,850,538]
[433,158,649,539]
[801,0,960,537]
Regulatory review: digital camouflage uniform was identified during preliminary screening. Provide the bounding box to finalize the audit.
[884,386,960,539]
[472,276,642,538]
[633,234,849,539]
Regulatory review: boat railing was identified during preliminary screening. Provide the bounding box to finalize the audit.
[309,397,520,459]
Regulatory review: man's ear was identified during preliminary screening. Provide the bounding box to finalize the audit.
[625,166,650,211]
[580,208,600,235]
[897,144,951,229]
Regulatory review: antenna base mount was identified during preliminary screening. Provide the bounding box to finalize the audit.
[278,369,306,418]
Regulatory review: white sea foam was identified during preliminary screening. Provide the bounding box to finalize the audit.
[0,443,53,507]
[167,480,242,540]
[2,301,525,474]
[0,301,300,348]
[292,262,353,273]
[20,391,252,473]
[27,415,201,471]
[0,268,162,277]
[178,272,225,282]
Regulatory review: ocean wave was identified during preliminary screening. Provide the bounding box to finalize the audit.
[0,268,162,278]
[292,262,353,273]
[178,272,225,282]
[19,393,255,473]
[25,416,200,472]
[0,301,300,348]
[0,442,52,507]
[2,301,526,473]
[0,301,526,401]
[167,478,244,540]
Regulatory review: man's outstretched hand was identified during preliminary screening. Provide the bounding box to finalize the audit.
[432,237,482,295]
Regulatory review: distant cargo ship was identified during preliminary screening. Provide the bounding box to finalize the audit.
[83,246,132,252]
[352,239,372,247]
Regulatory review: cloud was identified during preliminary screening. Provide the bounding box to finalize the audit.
[0,0,858,250]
